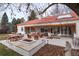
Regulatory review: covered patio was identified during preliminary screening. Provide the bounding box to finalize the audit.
[24,23,76,37]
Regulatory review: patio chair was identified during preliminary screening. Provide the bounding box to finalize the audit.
[74,38,79,47]
[8,34,14,40]
[56,34,61,39]
[8,35,19,41]
[72,34,79,47]
[21,34,28,39]
[7,34,12,40]
[34,35,39,40]
[43,32,48,36]
[27,34,32,38]
[48,32,52,37]
[46,33,53,39]
[38,33,44,38]
[16,33,24,40]
[64,41,72,56]
[36,32,43,39]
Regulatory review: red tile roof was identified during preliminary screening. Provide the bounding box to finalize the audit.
[17,11,79,26]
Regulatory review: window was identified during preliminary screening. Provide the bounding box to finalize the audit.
[41,28,44,32]
[21,27,23,31]
[57,14,72,19]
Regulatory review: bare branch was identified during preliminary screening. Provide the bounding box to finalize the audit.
[27,3,31,10]
[39,3,55,15]
[0,3,10,11]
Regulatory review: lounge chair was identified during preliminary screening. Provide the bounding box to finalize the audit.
[8,33,23,41]
[21,34,32,41]
[17,33,24,39]
[8,35,19,41]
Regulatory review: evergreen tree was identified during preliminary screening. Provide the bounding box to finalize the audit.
[28,10,37,21]
[1,13,8,26]
[12,18,17,32]
[1,12,9,33]
[12,17,25,32]
[16,18,25,24]
[7,22,12,33]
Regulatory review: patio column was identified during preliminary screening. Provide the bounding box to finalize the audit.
[60,26,61,34]
[63,27,64,35]
[67,26,69,35]
[62,27,64,35]
[76,21,79,35]
[30,27,31,33]
[63,26,66,35]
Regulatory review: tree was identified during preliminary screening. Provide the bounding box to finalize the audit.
[12,18,17,32]
[0,12,9,33]
[28,10,37,21]
[11,17,25,32]
[12,18,17,25]
[20,18,25,23]
[1,13,8,25]
[7,22,12,33]
[16,18,25,24]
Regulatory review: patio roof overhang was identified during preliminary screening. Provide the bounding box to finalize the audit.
[20,20,77,27]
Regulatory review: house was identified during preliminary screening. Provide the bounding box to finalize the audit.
[17,11,79,36]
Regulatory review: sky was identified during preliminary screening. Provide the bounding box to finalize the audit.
[0,6,28,22]
[0,3,72,23]
[0,3,29,22]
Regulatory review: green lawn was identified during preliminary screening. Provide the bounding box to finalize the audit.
[0,43,21,56]
[0,34,21,56]
[0,34,8,40]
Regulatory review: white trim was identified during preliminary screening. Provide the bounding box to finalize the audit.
[57,14,72,19]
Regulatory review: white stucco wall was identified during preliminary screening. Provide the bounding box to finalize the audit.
[76,20,79,35]
[17,26,25,34]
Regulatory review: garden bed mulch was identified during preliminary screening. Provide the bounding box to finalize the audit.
[33,44,79,56]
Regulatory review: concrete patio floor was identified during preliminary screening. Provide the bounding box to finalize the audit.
[47,37,72,47]
[46,37,79,49]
